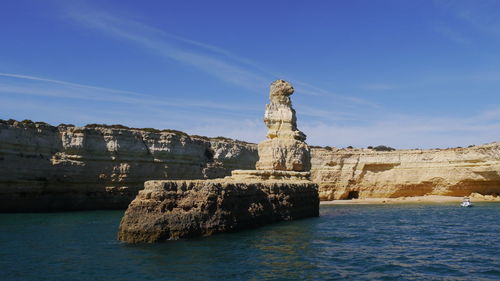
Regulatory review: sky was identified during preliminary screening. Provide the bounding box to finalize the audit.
[1,0,500,149]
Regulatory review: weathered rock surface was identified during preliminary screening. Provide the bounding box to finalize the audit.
[230,169,310,181]
[118,179,319,243]
[2,119,500,211]
[0,120,257,211]
[119,79,320,242]
[311,143,500,200]
[255,80,311,172]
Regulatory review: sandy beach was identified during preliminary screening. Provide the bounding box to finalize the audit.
[321,194,500,205]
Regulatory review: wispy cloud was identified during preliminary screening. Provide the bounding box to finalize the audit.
[466,71,500,82]
[4,1,497,148]
[61,3,380,109]
[0,71,372,126]
[294,105,357,121]
[302,111,500,149]
[456,3,500,37]
[2,72,498,147]
[0,72,259,112]
[65,8,270,91]
[436,0,500,38]
[361,83,399,91]
[434,25,470,45]
[0,72,266,136]
[476,106,500,121]
[291,81,381,109]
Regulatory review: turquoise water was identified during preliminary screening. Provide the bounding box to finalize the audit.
[1,203,499,281]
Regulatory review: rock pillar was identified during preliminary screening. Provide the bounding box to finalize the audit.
[255,80,311,172]
[118,79,319,243]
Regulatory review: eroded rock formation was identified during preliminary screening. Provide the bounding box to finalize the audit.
[0,120,257,211]
[255,80,311,172]
[118,179,319,242]
[311,143,500,200]
[2,119,500,211]
[118,80,320,242]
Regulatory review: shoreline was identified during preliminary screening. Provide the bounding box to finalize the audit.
[320,195,500,205]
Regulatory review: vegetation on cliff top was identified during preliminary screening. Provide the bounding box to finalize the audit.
[1,119,51,127]
[372,145,396,151]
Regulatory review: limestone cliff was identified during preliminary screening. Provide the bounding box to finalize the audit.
[311,143,500,200]
[2,119,500,211]
[0,120,257,211]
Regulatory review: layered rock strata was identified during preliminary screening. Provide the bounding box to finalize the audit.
[0,120,257,211]
[311,143,500,200]
[3,120,499,211]
[119,80,320,242]
[118,179,319,243]
[255,80,311,172]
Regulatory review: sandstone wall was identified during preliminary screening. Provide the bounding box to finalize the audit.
[0,120,257,211]
[2,119,499,211]
[311,144,500,200]
[118,179,319,243]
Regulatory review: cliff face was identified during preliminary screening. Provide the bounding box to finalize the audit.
[311,144,500,200]
[2,119,499,211]
[0,120,257,211]
[118,179,319,243]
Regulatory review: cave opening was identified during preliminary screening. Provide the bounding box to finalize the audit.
[347,191,359,200]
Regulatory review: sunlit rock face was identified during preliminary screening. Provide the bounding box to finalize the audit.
[118,80,320,242]
[255,80,311,172]
[0,120,258,212]
[310,143,500,200]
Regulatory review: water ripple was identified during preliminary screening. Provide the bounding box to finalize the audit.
[0,204,499,280]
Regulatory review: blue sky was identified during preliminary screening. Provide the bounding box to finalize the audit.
[1,0,500,148]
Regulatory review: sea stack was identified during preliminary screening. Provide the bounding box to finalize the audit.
[230,80,312,181]
[256,79,311,172]
[118,80,319,243]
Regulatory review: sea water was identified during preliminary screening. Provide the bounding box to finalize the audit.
[0,203,499,281]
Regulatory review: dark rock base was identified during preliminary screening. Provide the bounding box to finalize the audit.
[0,183,139,212]
[118,179,319,243]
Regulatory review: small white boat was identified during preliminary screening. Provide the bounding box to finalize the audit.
[461,197,472,207]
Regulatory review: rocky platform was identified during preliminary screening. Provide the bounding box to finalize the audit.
[118,179,319,243]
